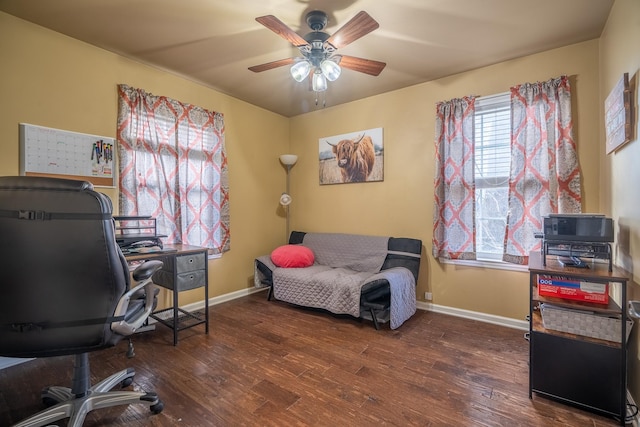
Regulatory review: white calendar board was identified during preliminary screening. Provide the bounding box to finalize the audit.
[19,123,116,187]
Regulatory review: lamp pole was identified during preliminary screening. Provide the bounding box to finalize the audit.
[279,154,298,243]
[285,164,291,242]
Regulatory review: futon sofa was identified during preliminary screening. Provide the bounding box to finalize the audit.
[254,231,422,329]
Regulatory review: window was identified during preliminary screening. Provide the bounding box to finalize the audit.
[434,77,580,265]
[474,93,510,261]
[117,84,230,255]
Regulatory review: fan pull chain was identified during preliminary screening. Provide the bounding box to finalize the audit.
[314,92,326,108]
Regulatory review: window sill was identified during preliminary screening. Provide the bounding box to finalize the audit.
[440,258,528,273]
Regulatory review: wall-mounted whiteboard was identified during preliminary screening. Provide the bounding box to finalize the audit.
[19,123,116,187]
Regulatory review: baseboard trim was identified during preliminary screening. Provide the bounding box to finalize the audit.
[416,301,529,331]
[149,286,269,322]
[188,286,268,312]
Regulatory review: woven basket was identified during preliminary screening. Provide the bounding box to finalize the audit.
[540,303,633,343]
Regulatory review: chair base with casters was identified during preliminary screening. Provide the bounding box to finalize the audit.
[15,353,163,427]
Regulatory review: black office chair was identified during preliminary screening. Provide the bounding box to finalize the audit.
[0,176,164,427]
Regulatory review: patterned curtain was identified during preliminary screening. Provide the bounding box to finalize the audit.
[504,76,581,264]
[117,84,230,254]
[432,96,477,259]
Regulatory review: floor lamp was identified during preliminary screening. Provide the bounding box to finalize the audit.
[279,154,298,242]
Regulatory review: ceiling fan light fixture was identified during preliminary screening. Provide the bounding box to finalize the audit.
[251,10,385,104]
[320,59,341,81]
[312,70,328,92]
[290,60,311,82]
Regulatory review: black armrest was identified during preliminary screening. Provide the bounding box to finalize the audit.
[132,260,163,281]
[361,279,390,299]
[255,259,274,285]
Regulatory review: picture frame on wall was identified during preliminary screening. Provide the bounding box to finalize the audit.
[318,127,384,185]
[605,72,632,154]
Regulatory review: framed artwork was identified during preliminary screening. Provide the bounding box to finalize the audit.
[318,127,383,185]
[605,73,632,154]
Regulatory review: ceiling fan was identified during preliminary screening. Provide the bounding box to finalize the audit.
[248,10,386,92]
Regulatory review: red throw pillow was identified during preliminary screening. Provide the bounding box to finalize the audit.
[270,245,315,268]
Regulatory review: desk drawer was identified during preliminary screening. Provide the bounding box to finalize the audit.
[162,252,206,273]
[153,269,206,291]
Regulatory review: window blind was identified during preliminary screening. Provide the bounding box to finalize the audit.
[474,94,510,186]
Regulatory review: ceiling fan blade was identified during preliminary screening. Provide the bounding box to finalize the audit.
[256,15,308,47]
[248,58,295,73]
[326,11,379,50]
[337,55,386,76]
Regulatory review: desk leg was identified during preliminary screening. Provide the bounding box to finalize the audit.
[205,277,209,334]
[172,286,179,346]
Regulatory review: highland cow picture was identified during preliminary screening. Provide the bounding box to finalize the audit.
[319,128,384,185]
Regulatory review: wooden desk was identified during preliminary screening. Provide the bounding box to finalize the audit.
[126,244,209,345]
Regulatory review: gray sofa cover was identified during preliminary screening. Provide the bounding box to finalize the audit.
[255,231,422,329]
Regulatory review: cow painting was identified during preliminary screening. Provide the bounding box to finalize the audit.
[326,134,376,183]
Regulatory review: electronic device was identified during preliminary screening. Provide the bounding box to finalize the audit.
[543,214,613,243]
[544,242,612,258]
[557,256,589,268]
[113,216,166,253]
[540,214,614,271]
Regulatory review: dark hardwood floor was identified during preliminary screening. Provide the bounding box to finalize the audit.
[0,291,627,426]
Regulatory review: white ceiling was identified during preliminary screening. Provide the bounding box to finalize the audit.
[0,0,614,117]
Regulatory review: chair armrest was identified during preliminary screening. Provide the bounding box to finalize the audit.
[132,260,163,281]
[111,260,163,336]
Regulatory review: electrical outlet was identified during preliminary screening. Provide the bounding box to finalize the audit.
[424,292,432,301]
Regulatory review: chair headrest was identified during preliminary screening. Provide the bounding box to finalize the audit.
[0,176,94,191]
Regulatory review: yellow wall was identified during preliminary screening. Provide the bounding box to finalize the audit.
[599,0,640,404]
[290,40,602,321]
[0,11,290,304]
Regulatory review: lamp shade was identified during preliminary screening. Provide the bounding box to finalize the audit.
[312,71,327,92]
[320,59,341,81]
[279,154,298,166]
[279,193,292,206]
[290,60,311,82]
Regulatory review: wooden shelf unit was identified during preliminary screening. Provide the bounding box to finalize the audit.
[528,251,631,424]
